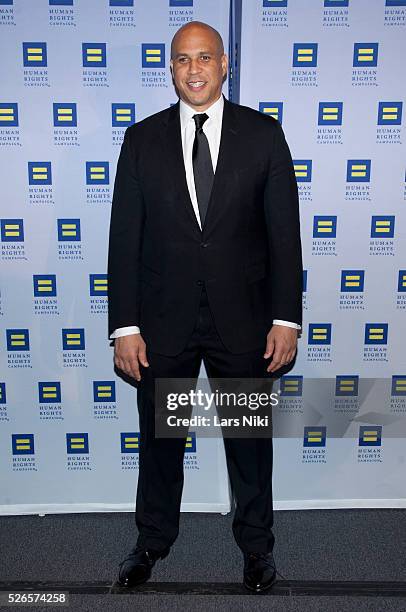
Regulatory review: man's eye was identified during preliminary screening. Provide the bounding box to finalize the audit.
[178,57,188,63]
[201,55,210,61]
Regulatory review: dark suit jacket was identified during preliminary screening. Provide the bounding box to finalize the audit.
[107,96,302,356]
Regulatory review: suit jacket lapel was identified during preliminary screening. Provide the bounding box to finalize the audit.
[203,96,239,234]
[163,101,202,236]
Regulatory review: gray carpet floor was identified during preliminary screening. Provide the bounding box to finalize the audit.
[1,509,405,610]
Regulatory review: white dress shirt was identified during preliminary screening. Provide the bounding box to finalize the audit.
[110,94,300,339]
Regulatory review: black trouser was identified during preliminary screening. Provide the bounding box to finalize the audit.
[135,285,275,554]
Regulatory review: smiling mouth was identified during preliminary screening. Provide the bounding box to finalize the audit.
[187,81,207,89]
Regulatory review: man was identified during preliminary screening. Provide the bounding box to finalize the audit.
[107,21,302,592]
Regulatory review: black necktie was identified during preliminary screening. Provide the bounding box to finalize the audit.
[192,113,214,228]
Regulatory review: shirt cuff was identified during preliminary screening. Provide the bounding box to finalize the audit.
[110,326,141,339]
[272,319,301,330]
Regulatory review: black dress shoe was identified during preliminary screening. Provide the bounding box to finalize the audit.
[243,551,277,593]
[118,545,170,587]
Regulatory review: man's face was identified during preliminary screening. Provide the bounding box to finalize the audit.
[170,26,227,111]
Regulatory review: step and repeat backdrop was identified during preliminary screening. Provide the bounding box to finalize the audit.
[239,0,406,507]
[0,0,231,515]
[1,0,405,515]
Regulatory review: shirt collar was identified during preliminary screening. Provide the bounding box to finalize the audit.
[179,93,224,127]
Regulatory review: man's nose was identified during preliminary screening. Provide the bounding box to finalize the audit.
[188,58,201,74]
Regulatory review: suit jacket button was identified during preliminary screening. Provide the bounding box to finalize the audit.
[200,242,209,248]
[196,280,203,286]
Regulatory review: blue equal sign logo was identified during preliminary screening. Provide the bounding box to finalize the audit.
[370,216,395,238]
[1,219,24,241]
[33,274,57,297]
[308,324,332,345]
[93,381,116,402]
[23,42,47,67]
[66,433,89,454]
[340,270,364,292]
[318,102,343,126]
[293,43,318,68]
[110,0,134,5]
[304,426,326,447]
[0,103,18,127]
[280,376,303,397]
[57,219,81,241]
[53,103,77,127]
[89,274,108,296]
[12,433,35,455]
[346,160,371,182]
[120,432,140,453]
[82,43,107,68]
[353,43,379,67]
[313,216,337,238]
[28,162,52,185]
[364,323,388,345]
[377,102,402,126]
[86,162,109,185]
[392,376,406,396]
[0,383,6,404]
[324,0,348,5]
[398,270,406,292]
[111,103,135,127]
[259,102,283,123]
[263,0,288,6]
[142,44,165,68]
[294,160,312,182]
[38,382,61,403]
[185,432,196,452]
[335,375,359,397]
[62,328,85,350]
[6,329,30,351]
[359,426,381,446]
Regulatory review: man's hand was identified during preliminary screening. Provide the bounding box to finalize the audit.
[114,334,149,382]
[264,325,298,373]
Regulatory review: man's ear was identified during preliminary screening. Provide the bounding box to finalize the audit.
[221,53,228,77]
[169,59,173,77]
